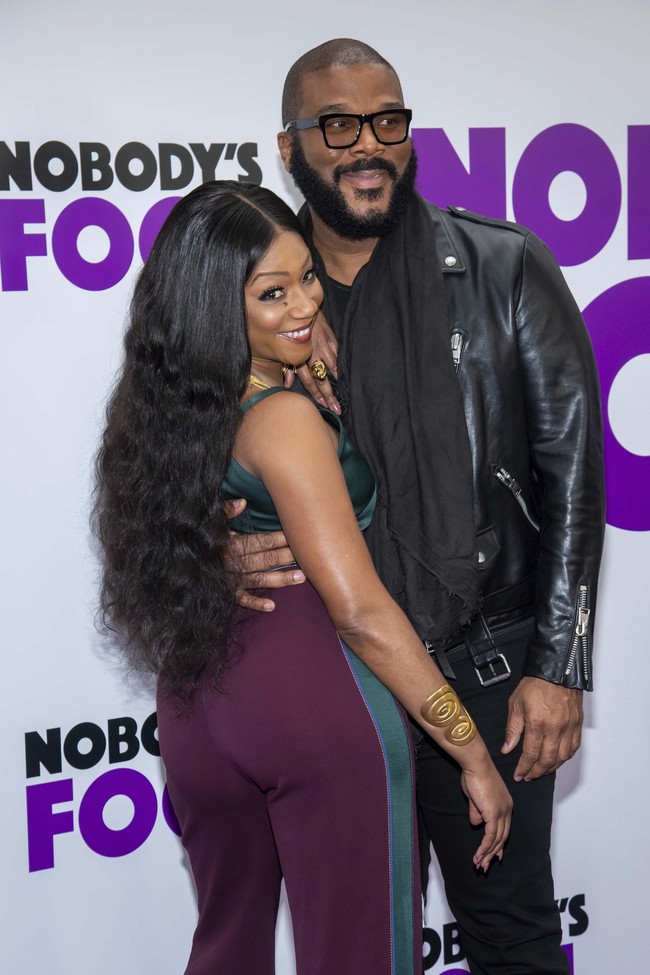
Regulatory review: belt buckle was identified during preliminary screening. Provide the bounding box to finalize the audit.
[475,652,511,687]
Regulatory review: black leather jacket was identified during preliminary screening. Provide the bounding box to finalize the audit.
[430,203,605,690]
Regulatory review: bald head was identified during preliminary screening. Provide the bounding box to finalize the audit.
[281,38,400,126]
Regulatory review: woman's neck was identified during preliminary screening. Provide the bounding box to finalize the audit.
[248,359,284,391]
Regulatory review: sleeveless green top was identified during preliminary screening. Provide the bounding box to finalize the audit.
[221,387,377,534]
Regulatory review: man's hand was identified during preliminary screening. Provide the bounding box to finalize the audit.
[501,677,583,781]
[284,309,341,414]
[225,499,304,612]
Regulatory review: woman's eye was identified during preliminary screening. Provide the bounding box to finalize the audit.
[303,266,316,283]
[259,286,284,301]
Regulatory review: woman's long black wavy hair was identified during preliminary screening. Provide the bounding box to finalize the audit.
[93,180,307,701]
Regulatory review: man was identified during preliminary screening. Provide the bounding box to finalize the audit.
[234,38,605,975]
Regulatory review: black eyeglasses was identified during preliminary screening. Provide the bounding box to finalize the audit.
[284,109,412,149]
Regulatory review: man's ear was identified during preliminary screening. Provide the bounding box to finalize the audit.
[277,131,293,174]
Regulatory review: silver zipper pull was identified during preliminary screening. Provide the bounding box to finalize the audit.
[494,466,509,484]
[451,331,464,370]
[576,607,590,637]
[494,466,541,533]
[576,584,589,637]
[566,585,591,679]
[495,467,518,494]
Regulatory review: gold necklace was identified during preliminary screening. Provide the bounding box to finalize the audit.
[248,373,271,391]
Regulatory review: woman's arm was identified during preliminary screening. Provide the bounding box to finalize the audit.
[236,392,512,868]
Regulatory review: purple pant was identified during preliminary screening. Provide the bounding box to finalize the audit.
[158,580,421,975]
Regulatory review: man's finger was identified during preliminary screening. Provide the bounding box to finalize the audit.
[244,567,306,589]
[227,531,297,576]
[554,729,577,770]
[235,567,307,612]
[516,730,563,781]
[570,721,582,758]
[231,547,293,585]
[501,711,525,755]
[236,591,276,612]
[228,530,288,558]
[513,728,545,781]
[224,497,247,520]
[540,721,581,775]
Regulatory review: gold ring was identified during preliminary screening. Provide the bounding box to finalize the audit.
[310,359,328,382]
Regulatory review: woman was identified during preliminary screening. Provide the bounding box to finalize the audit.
[94,180,511,975]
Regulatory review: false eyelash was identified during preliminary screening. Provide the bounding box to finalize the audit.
[259,286,284,301]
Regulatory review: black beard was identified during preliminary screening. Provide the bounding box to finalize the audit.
[288,140,418,240]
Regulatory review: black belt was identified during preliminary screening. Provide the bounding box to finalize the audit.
[426,611,513,687]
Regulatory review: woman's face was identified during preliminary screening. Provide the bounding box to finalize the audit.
[244,231,323,372]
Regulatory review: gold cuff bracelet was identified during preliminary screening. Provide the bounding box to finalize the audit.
[420,684,477,745]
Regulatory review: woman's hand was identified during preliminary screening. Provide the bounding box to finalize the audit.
[460,757,512,871]
[284,310,341,414]
[224,499,304,612]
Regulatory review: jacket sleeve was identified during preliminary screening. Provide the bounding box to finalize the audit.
[515,231,605,690]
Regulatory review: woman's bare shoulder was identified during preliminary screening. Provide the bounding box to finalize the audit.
[236,390,336,473]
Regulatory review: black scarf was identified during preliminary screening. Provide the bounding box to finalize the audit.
[300,193,478,642]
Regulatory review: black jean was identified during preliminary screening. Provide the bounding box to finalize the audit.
[416,618,570,975]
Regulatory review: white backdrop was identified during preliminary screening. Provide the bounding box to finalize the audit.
[2,2,649,972]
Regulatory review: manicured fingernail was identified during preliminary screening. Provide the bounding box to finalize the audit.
[263,601,275,612]
[292,571,306,583]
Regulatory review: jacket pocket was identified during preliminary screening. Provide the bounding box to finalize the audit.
[493,466,541,534]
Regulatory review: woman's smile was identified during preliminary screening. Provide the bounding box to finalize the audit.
[279,321,314,343]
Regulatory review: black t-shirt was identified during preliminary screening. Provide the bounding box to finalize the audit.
[327,276,351,335]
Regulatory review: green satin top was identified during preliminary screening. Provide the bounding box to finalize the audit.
[221,387,377,534]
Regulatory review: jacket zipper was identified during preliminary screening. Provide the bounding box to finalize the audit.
[451,329,465,373]
[565,584,590,681]
[493,466,541,533]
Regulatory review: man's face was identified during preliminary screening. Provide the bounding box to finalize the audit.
[278,63,416,240]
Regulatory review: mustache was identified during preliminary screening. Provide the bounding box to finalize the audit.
[333,157,399,184]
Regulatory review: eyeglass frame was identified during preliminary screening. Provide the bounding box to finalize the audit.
[283,109,413,149]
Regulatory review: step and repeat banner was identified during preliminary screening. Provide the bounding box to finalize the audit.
[2,2,648,972]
